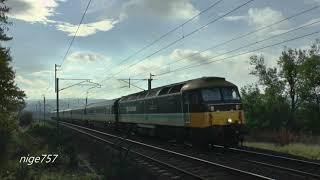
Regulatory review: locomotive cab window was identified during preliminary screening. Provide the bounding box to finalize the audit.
[221,87,240,101]
[201,88,221,102]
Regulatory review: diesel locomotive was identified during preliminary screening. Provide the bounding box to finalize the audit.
[51,77,244,146]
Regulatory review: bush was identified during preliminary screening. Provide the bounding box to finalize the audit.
[0,112,17,154]
[19,111,33,127]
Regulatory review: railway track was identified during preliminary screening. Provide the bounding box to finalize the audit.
[212,145,320,179]
[57,121,273,180]
[124,135,320,180]
[50,120,320,179]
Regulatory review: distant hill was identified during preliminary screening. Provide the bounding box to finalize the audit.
[25,98,107,113]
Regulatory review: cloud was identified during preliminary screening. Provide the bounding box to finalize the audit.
[15,75,34,86]
[120,0,199,21]
[60,51,112,77]
[247,7,285,27]
[7,0,65,23]
[67,51,108,63]
[170,49,213,63]
[223,15,247,21]
[30,70,54,77]
[304,0,320,4]
[7,0,118,37]
[224,7,285,28]
[55,19,118,37]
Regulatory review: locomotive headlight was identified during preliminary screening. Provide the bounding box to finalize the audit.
[227,118,233,123]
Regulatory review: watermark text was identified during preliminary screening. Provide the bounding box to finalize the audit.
[19,154,58,165]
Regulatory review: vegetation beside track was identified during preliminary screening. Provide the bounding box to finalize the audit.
[244,141,320,160]
[0,123,101,179]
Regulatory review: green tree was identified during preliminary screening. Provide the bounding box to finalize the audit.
[242,41,320,132]
[0,0,26,152]
[299,42,320,105]
[296,42,320,132]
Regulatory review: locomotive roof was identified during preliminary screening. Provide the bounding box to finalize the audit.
[120,76,237,101]
[181,77,236,91]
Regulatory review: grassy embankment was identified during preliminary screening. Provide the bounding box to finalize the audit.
[244,142,320,160]
[0,123,101,179]
[0,122,153,180]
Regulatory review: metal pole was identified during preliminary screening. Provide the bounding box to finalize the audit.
[38,101,41,123]
[35,104,38,121]
[148,73,154,90]
[56,78,59,129]
[55,64,57,93]
[43,96,46,124]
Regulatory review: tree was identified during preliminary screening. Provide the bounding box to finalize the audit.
[0,0,26,152]
[299,42,320,106]
[0,0,25,113]
[19,111,33,127]
[242,41,320,132]
[249,55,285,100]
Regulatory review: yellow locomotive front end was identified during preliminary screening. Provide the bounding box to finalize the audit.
[181,77,245,146]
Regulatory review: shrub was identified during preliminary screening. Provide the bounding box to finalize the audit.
[19,111,33,127]
[0,112,17,154]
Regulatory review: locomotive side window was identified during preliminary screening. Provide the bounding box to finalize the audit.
[201,88,221,101]
[221,87,240,101]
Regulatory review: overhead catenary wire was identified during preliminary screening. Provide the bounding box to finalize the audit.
[75,0,224,97]
[99,0,255,84]
[42,0,92,97]
[156,30,320,77]
[111,0,224,68]
[132,4,320,78]
[60,0,92,69]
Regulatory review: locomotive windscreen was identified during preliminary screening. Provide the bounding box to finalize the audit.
[201,87,240,102]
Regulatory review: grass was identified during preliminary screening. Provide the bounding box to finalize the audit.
[0,123,102,180]
[244,141,320,160]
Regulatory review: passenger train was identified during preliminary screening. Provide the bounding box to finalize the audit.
[51,77,245,147]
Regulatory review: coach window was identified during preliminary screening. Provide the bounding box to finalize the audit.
[169,84,183,94]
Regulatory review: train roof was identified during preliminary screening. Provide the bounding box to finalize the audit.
[120,77,237,102]
[181,77,236,91]
[85,99,119,109]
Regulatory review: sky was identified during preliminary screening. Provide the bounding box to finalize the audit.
[4,0,320,101]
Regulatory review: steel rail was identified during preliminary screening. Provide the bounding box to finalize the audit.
[60,121,274,180]
[246,159,320,179]
[213,145,320,167]
[213,145,320,179]
[61,123,207,180]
